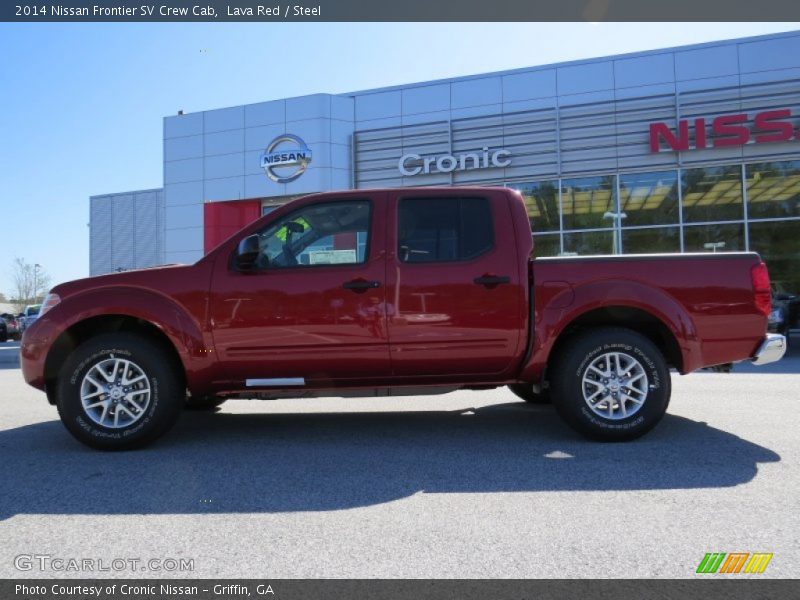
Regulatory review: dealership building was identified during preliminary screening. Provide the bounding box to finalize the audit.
[91,30,800,293]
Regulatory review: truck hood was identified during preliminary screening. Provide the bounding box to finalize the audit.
[51,263,192,298]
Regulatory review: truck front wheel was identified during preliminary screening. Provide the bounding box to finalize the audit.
[550,327,671,441]
[56,333,183,450]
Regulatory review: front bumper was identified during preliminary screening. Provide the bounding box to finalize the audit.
[752,333,787,366]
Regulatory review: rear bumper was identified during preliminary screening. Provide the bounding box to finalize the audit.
[752,334,787,366]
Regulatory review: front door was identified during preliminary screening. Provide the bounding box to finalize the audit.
[209,193,390,388]
[385,189,525,379]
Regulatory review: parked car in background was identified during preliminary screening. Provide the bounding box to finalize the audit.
[0,318,7,342]
[18,304,42,334]
[0,313,21,341]
[770,282,799,342]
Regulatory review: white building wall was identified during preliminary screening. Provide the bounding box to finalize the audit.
[349,30,800,186]
[91,30,800,267]
[162,94,355,264]
[89,189,164,276]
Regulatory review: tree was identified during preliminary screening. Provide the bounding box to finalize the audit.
[10,258,51,312]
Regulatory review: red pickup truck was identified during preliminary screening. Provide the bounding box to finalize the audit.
[21,187,786,449]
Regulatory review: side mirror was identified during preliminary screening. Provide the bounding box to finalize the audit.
[235,234,260,272]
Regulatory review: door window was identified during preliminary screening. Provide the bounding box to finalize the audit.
[251,200,371,269]
[397,197,493,263]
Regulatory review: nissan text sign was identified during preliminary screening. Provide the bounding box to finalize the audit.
[649,108,800,153]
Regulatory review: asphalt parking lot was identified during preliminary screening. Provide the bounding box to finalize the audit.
[0,338,798,578]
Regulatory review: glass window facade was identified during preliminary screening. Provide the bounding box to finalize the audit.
[517,180,559,232]
[508,158,800,295]
[749,220,800,294]
[560,175,617,231]
[746,161,800,220]
[681,165,744,223]
[619,170,680,227]
[622,226,681,254]
[683,223,745,252]
[532,233,560,257]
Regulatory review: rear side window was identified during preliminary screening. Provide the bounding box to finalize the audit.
[398,197,494,263]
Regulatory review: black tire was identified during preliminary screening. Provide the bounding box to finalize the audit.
[185,395,227,410]
[56,333,183,450]
[508,383,551,404]
[0,331,7,343]
[550,327,671,442]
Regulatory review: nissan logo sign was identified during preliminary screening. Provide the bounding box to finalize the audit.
[260,134,312,183]
[399,147,511,176]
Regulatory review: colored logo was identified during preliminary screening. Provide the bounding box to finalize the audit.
[649,108,800,153]
[260,134,312,183]
[696,552,773,574]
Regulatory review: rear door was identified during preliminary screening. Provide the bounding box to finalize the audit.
[386,189,525,378]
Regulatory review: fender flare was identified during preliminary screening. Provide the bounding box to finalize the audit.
[44,286,214,391]
[521,279,702,381]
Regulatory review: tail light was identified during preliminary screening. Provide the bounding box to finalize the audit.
[751,262,772,317]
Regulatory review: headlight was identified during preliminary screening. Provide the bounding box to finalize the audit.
[768,308,784,324]
[39,293,61,316]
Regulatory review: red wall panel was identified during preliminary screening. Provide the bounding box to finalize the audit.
[204,200,262,254]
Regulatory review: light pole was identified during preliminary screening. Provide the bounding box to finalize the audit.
[703,242,726,253]
[33,263,41,303]
[603,211,627,254]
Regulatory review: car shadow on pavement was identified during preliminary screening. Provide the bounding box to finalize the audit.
[0,402,780,519]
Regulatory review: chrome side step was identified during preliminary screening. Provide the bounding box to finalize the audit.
[246,378,306,387]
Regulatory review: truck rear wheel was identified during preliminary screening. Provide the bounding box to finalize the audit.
[508,384,550,404]
[56,333,183,450]
[550,327,670,441]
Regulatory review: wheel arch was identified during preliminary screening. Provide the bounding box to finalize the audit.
[520,282,700,386]
[44,314,186,404]
[548,306,683,375]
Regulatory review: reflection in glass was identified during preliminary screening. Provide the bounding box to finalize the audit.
[746,160,800,220]
[563,230,615,256]
[749,220,800,294]
[533,233,561,257]
[561,175,617,230]
[619,170,679,227]
[682,165,743,223]
[622,227,680,254]
[683,223,745,252]
[515,181,560,232]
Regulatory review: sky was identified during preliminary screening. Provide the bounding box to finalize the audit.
[1,21,799,295]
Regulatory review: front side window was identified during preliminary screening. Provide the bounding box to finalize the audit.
[253,200,370,269]
[398,197,494,263]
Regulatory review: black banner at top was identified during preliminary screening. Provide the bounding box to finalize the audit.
[3,0,800,22]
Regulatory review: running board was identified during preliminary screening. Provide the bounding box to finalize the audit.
[246,378,306,387]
